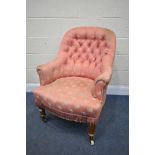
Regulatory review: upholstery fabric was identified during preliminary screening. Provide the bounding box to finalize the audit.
[34,77,106,123]
[33,27,116,123]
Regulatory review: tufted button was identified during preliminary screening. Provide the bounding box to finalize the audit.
[79,41,83,46]
[91,49,94,54]
[77,54,81,58]
[69,53,73,58]
[74,47,78,53]
[73,34,78,39]
[93,35,96,40]
[99,35,105,40]
[67,40,73,46]
[85,54,89,59]
[104,50,108,55]
[96,41,100,48]
[87,41,91,47]
[104,42,108,48]
[89,60,92,64]
[84,34,87,39]
[64,47,69,52]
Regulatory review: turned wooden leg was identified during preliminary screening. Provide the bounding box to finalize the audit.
[88,123,96,145]
[39,108,47,122]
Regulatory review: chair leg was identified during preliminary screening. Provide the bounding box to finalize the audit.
[39,108,47,122]
[88,123,96,145]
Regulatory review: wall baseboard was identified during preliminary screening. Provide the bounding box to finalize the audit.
[26,83,128,95]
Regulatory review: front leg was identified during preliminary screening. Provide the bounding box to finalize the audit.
[88,123,96,145]
[39,108,47,122]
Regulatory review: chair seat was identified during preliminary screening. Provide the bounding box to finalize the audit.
[33,77,103,119]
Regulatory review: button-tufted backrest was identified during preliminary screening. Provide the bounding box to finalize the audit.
[58,27,116,80]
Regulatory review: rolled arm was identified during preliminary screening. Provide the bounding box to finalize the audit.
[37,58,63,85]
[92,67,112,100]
[92,52,114,100]
[95,67,112,85]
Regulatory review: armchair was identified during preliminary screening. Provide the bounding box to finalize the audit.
[33,27,116,145]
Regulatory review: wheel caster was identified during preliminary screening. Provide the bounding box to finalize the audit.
[41,117,47,122]
[89,136,95,145]
[90,140,94,145]
[39,108,47,122]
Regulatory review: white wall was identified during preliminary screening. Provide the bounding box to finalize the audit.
[26,0,129,89]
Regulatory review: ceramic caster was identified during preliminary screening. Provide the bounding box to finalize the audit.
[89,136,95,145]
[90,140,94,145]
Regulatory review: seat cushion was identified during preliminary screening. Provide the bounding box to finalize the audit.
[33,77,103,121]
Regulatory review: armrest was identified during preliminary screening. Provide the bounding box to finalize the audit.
[95,67,112,84]
[92,67,112,100]
[37,58,63,85]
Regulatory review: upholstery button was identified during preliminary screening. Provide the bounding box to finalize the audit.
[104,42,108,48]
[99,35,105,40]
[74,34,78,39]
[74,47,78,52]
[79,42,83,46]
[96,41,100,48]
[88,42,91,47]
[64,47,69,52]
[69,54,73,58]
[104,51,108,55]
[83,49,86,53]
[78,54,80,58]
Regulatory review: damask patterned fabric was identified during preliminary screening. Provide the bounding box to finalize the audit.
[34,77,105,123]
[33,27,116,123]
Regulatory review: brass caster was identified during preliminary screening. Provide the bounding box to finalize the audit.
[88,123,96,145]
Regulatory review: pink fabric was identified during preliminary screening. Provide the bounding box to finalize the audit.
[33,27,116,123]
[34,77,104,123]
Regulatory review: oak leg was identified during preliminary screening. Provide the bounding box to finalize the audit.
[88,123,96,145]
[39,108,47,122]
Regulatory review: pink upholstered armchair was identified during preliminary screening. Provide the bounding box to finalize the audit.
[33,27,116,145]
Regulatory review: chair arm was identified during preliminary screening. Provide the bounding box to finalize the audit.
[92,67,112,100]
[37,58,63,85]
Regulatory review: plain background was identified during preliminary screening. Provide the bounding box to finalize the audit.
[0,0,155,155]
[26,0,129,89]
